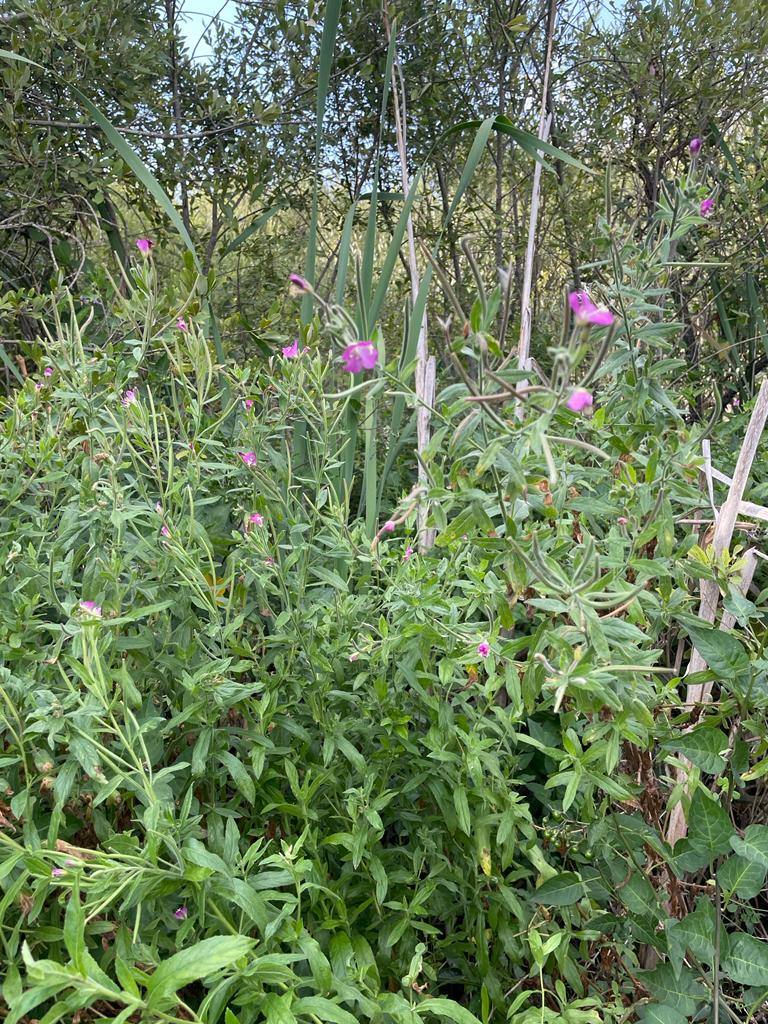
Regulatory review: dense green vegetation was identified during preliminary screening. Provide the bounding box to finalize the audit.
[2,2,768,1023]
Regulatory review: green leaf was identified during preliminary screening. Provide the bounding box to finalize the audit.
[415,997,483,1024]
[687,790,734,858]
[297,930,332,995]
[637,1006,688,1024]
[718,853,767,900]
[641,963,707,1015]
[453,786,471,836]
[145,935,253,1007]
[667,899,716,968]
[684,622,750,677]
[618,874,661,920]
[722,932,768,986]
[62,877,86,974]
[662,726,728,774]
[730,824,768,868]
[530,872,586,907]
[293,997,358,1024]
[262,992,298,1024]
[219,751,255,803]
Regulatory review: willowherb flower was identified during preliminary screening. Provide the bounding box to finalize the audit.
[44,366,53,377]
[617,516,628,525]
[700,197,715,217]
[383,520,395,533]
[121,388,137,407]
[155,501,163,514]
[136,238,154,255]
[161,524,170,538]
[249,512,264,526]
[732,395,741,408]
[239,451,257,467]
[566,388,593,413]
[176,317,188,332]
[689,137,702,154]
[79,600,102,618]
[174,905,188,921]
[35,381,44,392]
[403,546,414,561]
[281,338,300,359]
[288,274,310,295]
[477,641,490,658]
[51,866,65,877]
[243,399,254,411]
[568,291,614,327]
[341,341,378,374]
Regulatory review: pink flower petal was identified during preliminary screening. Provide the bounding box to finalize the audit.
[566,388,593,413]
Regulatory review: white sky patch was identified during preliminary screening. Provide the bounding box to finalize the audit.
[179,0,238,61]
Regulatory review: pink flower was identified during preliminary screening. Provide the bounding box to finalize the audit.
[288,274,310,295]
[43,367,53,377]
[176,317,188,332]
[161,525,170,538]
[341,341,378,374]
[79,601,102,618]
[239,451,257,467]
[121,388,137,407]
[383,520,396,533]
[566,388,593,413]
[51,867,65,878]
[569,291,614,327]
[282,338,300,359]
[477,641,490,658]
[155,501,163,514]
[174,906,188,921]
[700,197,714,217]
[249,512,264,526]
[732,395,741,408]
[617,516,628,525]
[403,546,414,561]
[136,238,154,255]
[35,381,44,392]
[243,399,254,411]
[689,137,702,154]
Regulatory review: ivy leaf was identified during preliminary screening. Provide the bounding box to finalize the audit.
[667,899,716,971]
[640,963,707,1015]
[662,726,727,774]
[618,874,661,920]
[687,790,734,858]
[718,853,767,900]
[637,1005,689,1024]
[721,933,768,987]
[683,623,749,677]
[730,824,768,868]
[530,872,586,906]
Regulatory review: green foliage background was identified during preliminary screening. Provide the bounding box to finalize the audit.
[2,2,768,1023]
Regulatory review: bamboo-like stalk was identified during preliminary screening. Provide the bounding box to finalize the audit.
[517,0,557,388]
[666,379,768,847]
[384,9,433,552]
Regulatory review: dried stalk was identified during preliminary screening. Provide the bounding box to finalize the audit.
[384,9,433,552]
[517,0,557,390]
[666,379,768,846]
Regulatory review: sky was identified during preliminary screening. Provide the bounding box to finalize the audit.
[178,0,238,60]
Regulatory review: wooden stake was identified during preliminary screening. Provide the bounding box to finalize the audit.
[666,379,768,847]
